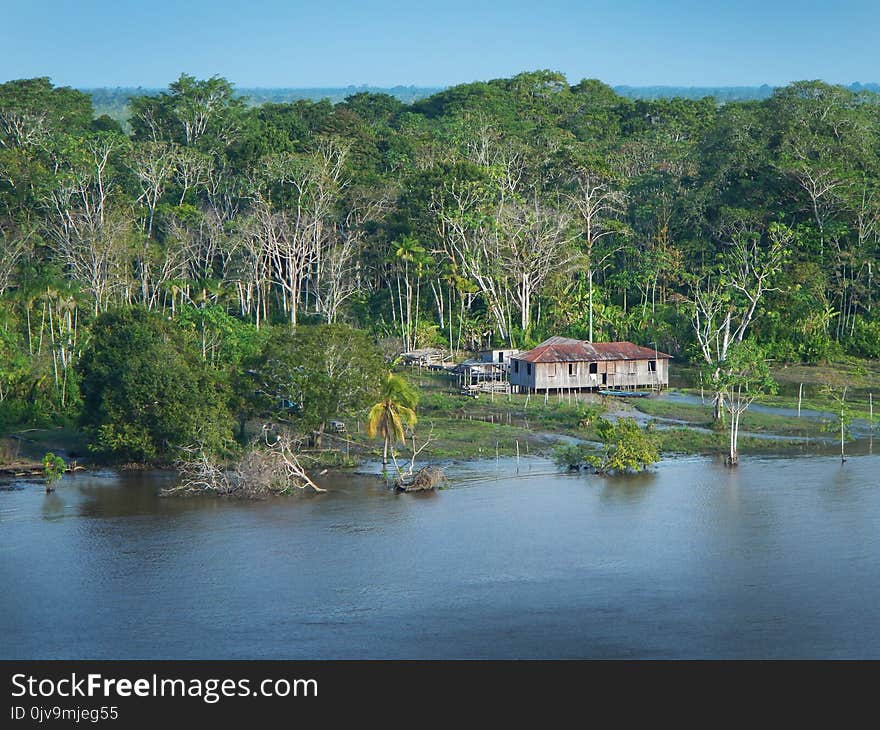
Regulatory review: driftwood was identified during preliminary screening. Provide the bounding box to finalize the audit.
[162,427,325,499]
[388,423,435,479]
[396,465,446,492]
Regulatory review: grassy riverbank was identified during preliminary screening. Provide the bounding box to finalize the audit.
[5,360,877,475]
[674,360,880,415]
[336,368,834,462]
[631,397,830,437]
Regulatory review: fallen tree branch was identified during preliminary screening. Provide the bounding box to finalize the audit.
[162,426,326,499]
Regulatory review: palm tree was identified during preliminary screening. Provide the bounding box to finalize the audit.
[392,236,427,351]
[366,373,419,468]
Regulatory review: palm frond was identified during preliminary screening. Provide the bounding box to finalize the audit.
[397,405,417,429]
[366,402,386,438]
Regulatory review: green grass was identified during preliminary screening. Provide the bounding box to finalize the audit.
[654,427,810,455]
[674,359,880,418]
[340,414,552,461]
[632,397,831,437]
[630,397,713,424]
[399,368,835,460]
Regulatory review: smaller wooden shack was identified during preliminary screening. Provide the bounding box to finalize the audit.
[478,347,521,365]
[401,348,450,369]
[454,359,511,395]
[508,337,671,392]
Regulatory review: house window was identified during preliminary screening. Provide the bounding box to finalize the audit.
[568,363,576,376]
[514,360,519,373]
[498,351,504,363]
[526,363,532,376]
[589,362,597,374]
[629,361,637,374]
[548,363,557,377]
[648,360,657,372]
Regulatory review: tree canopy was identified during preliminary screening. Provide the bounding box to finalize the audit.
[78,308,233,461]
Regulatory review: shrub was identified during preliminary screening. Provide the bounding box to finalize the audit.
[588,417,659,474]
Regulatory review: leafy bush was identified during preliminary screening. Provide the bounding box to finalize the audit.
[847,317,880,359]
[42,452,66,485]
[553,417,659,474]
[553,442,593,469]
[588,417,659,474]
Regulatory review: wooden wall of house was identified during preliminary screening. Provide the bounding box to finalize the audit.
[509,357,668,391]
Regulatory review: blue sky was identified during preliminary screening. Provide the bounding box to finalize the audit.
[1,0,877,88]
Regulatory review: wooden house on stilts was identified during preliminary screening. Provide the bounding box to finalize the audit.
[508,337,671,393]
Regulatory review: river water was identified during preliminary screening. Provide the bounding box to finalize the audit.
[2,454,880,659]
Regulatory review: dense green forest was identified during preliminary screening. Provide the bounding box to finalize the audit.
[1,70,879,459]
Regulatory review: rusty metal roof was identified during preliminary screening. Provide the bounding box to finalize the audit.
[514,336,672,363]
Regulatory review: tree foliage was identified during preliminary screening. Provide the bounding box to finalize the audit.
[78,308,232,462]
[248,323,385,439]
[555,416,659,474]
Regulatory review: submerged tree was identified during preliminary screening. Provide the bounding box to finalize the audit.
[588,417,659,474]
[41,451,65,492]
[366,373,418,469]
[716,341,776,466]
[554,418,659,474]
[822,385,856,463]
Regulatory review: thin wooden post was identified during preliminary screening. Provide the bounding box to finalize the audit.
[870,392,874,430]
[798,383,803,418]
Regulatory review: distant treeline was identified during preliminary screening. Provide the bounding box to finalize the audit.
[614,83,880,101]
[83,82,880,121]
[85,85,444,121]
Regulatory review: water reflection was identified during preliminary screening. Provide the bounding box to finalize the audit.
[40,491,66,521]
[3,454,880,659]
[595,470,655,505]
